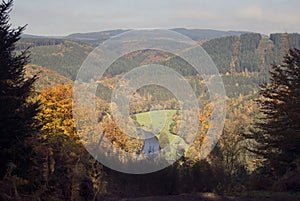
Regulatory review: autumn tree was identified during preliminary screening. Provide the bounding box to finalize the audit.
[102,120,143,153]
[0,0,39,177]
[209,96,257,192]
[29,84,107,200]
[248,49,300,177]
[37,84,76,137]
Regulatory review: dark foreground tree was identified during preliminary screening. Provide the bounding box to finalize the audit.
[0,0,39,177]
[248,49,300,178]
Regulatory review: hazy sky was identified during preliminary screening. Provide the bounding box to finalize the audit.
[10,0,300,36]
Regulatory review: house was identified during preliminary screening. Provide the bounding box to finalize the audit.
[140,129,161,154]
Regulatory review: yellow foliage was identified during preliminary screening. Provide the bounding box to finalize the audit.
[37,84,77,138]
[186,103,213,161]
[103,120,142,153]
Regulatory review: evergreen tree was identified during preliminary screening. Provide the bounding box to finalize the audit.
[248,49,300,176]
[0,0,39,177]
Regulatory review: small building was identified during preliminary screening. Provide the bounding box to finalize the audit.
[141,129,161,154]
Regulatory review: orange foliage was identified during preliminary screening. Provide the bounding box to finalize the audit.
[37,84,77,138]
[102,120,142,153]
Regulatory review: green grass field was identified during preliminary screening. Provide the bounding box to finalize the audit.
[135,109,177,139]
[135,110,189,161]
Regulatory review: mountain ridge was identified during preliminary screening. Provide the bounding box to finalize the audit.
[22,28,250,45]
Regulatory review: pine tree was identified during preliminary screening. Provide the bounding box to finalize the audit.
[248,48,300,176]
[0,0,39,176]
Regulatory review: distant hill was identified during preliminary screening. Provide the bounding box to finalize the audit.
[22,34,63,39]
[22,28,248,43]
[18,31,300,98]
[64,29,128,45]
[170,28,248,41]
[63,28,248,45]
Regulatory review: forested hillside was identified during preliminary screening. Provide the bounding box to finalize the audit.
[25,64,72,90]
[18,32,300,81]
[13,32,300,107]
[202,32,300,74]
[17,38,94,80]
[1,0,298,198]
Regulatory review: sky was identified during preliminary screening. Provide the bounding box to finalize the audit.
[10,0,300,36]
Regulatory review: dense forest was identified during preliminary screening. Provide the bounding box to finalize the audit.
[0,1,300,200]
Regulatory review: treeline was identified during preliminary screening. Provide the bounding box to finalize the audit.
[16,38,65,50]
